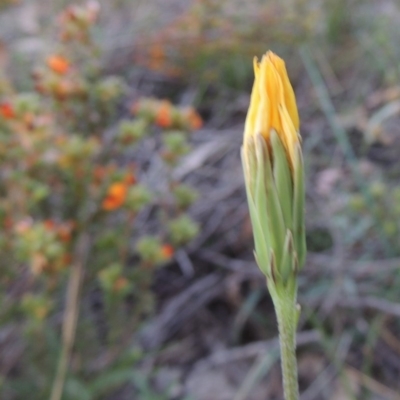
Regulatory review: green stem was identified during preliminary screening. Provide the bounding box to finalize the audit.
[273,293,299,400]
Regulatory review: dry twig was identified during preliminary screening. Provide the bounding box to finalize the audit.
[50,233,91,400]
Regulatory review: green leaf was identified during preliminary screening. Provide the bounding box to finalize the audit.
[64,378,93,400]
[89,369,135,396]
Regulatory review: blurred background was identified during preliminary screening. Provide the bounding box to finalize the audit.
[1,0,400,399]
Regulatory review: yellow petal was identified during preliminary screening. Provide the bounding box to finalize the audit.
[243,50,300,170]
[266,51,299,132]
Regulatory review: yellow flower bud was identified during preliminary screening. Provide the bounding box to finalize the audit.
[242,51,306,286]
[244,51,300,172]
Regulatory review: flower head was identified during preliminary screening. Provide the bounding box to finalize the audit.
[241,51,306,285]
[161,244,174,259]
[183,107,203,130]
[102,182,128,211]
[0,102,15,119]
[244,51,299,170]
[155,101,173,128]
[46,55,70,75]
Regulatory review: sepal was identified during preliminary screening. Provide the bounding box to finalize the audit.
[292,143,306,268]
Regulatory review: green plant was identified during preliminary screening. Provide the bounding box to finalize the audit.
[241,51,305,400]
[0,3,201,399]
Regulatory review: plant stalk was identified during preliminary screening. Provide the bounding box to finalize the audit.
[50,233,90,400]
[273,293,299,400]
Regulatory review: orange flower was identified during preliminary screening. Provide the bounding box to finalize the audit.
[0,102,15,119]
[46,55,70,75]
[155,101,173,128]
[185,107,203,130]
[123,172,136,185]
[161,244,174,259]
[113,276,129,292]
[102,182,128,211]
[57,222,74,242]
[44,219,56,230]
[93,164,117,183]
[43,220,74,241]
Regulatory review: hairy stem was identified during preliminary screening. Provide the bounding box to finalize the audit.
[273,293,299,400]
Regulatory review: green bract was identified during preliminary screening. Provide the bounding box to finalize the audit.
[242,131,306,290]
